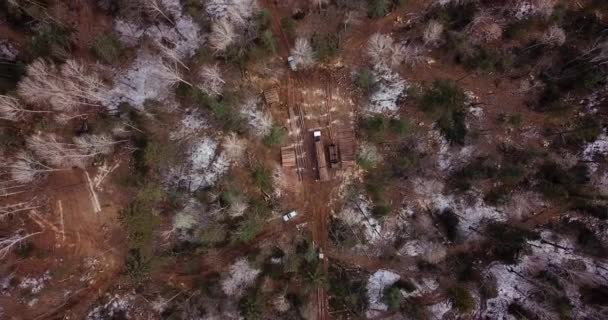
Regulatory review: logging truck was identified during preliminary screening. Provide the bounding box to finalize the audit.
[313,130,329,181]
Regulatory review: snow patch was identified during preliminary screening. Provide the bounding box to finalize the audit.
[0,40,18,60]
[240,98,272,138]
[18,272,51,295]
[367,64,407,114]
[366,270,400,318]
[221,258,260,297]
[582,133,608,174]
[87,294,134,320]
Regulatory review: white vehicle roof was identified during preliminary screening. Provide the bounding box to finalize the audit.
[313,130,321,137]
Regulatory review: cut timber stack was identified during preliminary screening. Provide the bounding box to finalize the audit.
[281,146,296,168]
[337,127,355,166]
[264,87,280,107]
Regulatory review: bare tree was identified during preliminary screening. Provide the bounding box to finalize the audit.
[198,64,225,96]
[206,0,258,27]
[0,199,41,220]
[424,20,444,46]
[291,38,315,70]
[541,25,566,46]
[0,95,50,121]
[209,19,236,52]
[391,43,425,67]
[367,33,393,64]
[156,60,193,86]
[6,152,64,184]
[589,39,608,65]
[73,134,118,156]
[17,59,109,112]
[145,0,175,25]
[26,134,117,168]
[467,14,503,44]
[222,132,246,161]
[0,229,42,259]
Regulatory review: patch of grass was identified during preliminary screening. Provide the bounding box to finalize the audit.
[263,125,286,146]
[90,33,123,64]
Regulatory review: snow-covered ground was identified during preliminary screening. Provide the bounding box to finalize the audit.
[367,64,407,114]
[582,133,608,174]
[484,231,608,319]
[366,270,400,318]
[413,178,506,238]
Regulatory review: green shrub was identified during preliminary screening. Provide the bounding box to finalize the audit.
[234,214,264,243]
[239,290,264,320]
[434,1,477,31]
[419,80,468,144]
[252,165,273,193]
[389,118,411,136]
[0,61,24,93]
[372,204,391,218]
[355,68,375,93]
[260,29,276,54]
[281,17,297,38]
[367,0,391,18]
[361,115,388,142]
[312,33,339,62]
[29,24,73,60]
[383,286,403,311]
[198,223,227,246]
[256,9,273,30]
[120,196,160,254]
[448,285,475,313]
[438,208,459,242]
[497,113,524,127]
[90,34,123,64]
[263,126,286,146]
[486,222,539,264]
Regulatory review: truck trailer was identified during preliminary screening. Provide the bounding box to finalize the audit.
[313,130,329,181]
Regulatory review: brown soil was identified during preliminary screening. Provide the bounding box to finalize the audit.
[1,165,128,319]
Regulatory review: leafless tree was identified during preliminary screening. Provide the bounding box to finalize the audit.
[157,42,190,70]
[0,198,41,220]
[589,39,608,65]
[198,64,224,96]
[291,38,315,70]
[17,59,109,112]
[26,134,117,168]
[73,134,118,156]
[541,25,566,46]
[424,20,444,46]
[0,95,50,121]
[392,43,425,67]
[367,33,393,64]
[6,152,64,184]
[0,229,42,259]
[206,0,258,27]
[145,0,175,25]
[467,14,503,44]
[156,60,193,87]
[222,132,246,161]
[209,19,236,52]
